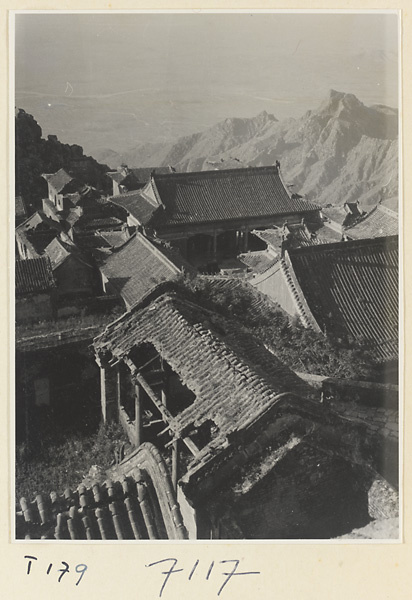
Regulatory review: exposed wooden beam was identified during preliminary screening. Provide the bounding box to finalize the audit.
[172,440,178,491]
[166,435,200,456]
[139,353,160,372]
[135,372,174,423]
[124,356,200,457]
[135,384,142,447]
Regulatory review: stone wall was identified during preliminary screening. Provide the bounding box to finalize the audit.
[231,442,371,539]
[16,293,53,324]
[296,372,399,487]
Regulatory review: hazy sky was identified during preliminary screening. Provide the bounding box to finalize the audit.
[14,12,399,155]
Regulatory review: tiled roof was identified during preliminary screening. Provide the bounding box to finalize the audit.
[16,211,63,235]
[65,207,83,227]
[99,233,187,309]
[15,256,55,295]
[15,211,64,255]
[99,229,131,248]
[94,292,313,457]
[284,236,398,360]
[345,202,363,216]
[109,190,159,225]
[42,168,74,194]
[129,166,173,182]
[345,204,398,240]
[107,167,171,187]
[252,228,283,248]
[107,170,126,184]
[74,231,112,250]
[253,224,332,251]
[44,236,92,270]
[75,215,124,231]
[313,224,344,244]
[321,206,346,225]
[151,166,321,228]
[44,237,73,269]
[118,172,143,191]
[239,251,279,274]
[16,442,187,540]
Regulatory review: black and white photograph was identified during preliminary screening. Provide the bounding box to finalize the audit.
[13,10,400,541]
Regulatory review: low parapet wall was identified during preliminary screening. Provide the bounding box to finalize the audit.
[296,372,398,409]
[296,372,399,488]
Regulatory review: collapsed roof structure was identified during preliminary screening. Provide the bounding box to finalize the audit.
[92,289,398,538]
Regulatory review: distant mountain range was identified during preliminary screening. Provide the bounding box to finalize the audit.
[95,89,399,210]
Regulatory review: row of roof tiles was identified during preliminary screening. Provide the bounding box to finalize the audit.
[284,236,398,360]
[15,256,55,295]
[16,443,187,540]
[345,204,398,240]
[99,232,194,310]
[109,166,321,230]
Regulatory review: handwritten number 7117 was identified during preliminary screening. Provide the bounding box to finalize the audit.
[146,558,260,597]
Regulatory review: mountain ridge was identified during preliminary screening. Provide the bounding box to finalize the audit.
[95,90,399,210]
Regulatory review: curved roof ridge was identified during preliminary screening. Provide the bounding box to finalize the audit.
[280,254,322,331]
[16,441,187,540]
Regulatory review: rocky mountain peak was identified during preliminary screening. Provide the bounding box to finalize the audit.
[316,89,365,118]
[255,110,277,123]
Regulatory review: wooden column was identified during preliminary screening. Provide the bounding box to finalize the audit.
[116,365,122,410]
[100,365,118,423]
[100,366,108,423]
[160,358,167,407]
[135,383,142,447]
[212,231,217,258]
[243,228,249,252]
[172,440,178,492]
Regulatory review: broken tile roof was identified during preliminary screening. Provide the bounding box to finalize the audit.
[345,204,398,240]
[150,166,321,228]
[109,190,159,225]
[15,256,55,296]
[94,292,313,453]
[99,233,190,309]
[283,236,398,361]
[16,442,187,540]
